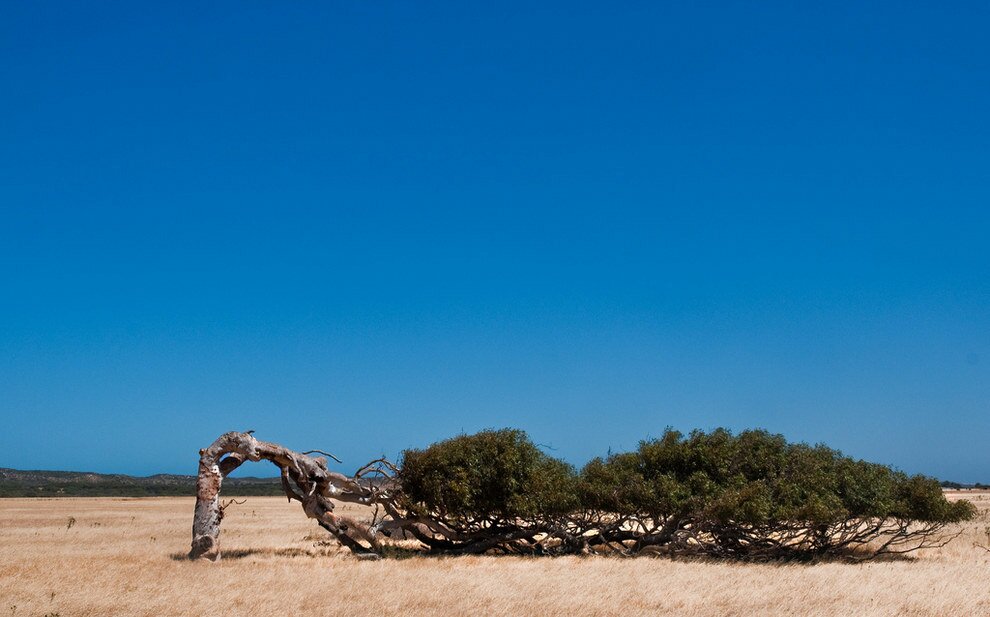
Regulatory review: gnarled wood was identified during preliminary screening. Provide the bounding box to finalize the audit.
[189,431,383,560]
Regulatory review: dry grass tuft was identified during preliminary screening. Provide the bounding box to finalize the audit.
[2,493,990,616]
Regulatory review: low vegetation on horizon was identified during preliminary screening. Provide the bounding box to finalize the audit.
[3,462,982,498]
[0,468,283,498]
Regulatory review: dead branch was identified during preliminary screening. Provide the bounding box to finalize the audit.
[189,431,386,560]
[302,449,343,464]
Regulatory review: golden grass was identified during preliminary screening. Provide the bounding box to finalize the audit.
[2,493,990,616]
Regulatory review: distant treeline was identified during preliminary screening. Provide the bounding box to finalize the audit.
[1,466,984,498]
[940,481,989,490]
[0,468,283,497]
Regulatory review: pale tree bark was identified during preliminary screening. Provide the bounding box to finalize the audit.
[189,431,385,561]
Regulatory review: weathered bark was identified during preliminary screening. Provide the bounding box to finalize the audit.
[189,431,383,560]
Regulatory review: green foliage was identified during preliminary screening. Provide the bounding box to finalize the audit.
[399,428,579,521]
[579,428,973,526]
[399,426,972,533]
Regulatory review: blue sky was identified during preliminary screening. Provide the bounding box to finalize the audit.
[1,1,987,480]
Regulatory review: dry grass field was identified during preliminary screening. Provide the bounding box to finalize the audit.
[2,492,990,616]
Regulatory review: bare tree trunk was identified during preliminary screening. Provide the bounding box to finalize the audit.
[189,433,248,560]
[189,431,382,561]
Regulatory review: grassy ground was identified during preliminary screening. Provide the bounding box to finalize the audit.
[2,493,989,616]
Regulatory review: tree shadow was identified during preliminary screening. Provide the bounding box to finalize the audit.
[170,542,920,564]
[169,547,330,561]
[626,548,919,566]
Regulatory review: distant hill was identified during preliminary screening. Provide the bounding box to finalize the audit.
[0,467,283,497]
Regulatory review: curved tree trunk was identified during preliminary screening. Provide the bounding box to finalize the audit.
[189,431,382,560]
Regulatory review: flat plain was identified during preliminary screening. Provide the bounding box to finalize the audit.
[2,492,989,616]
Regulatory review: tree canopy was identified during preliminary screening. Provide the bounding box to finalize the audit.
[395,427,972,559]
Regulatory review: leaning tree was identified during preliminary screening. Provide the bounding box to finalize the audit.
[189,431,394,560]
[189,428,974,561]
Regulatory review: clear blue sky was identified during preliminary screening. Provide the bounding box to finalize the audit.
[1,1,987,481]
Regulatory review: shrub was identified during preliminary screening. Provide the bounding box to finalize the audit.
[399,428,578,522]
[386,427,972,558]
[578,428,973,558]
